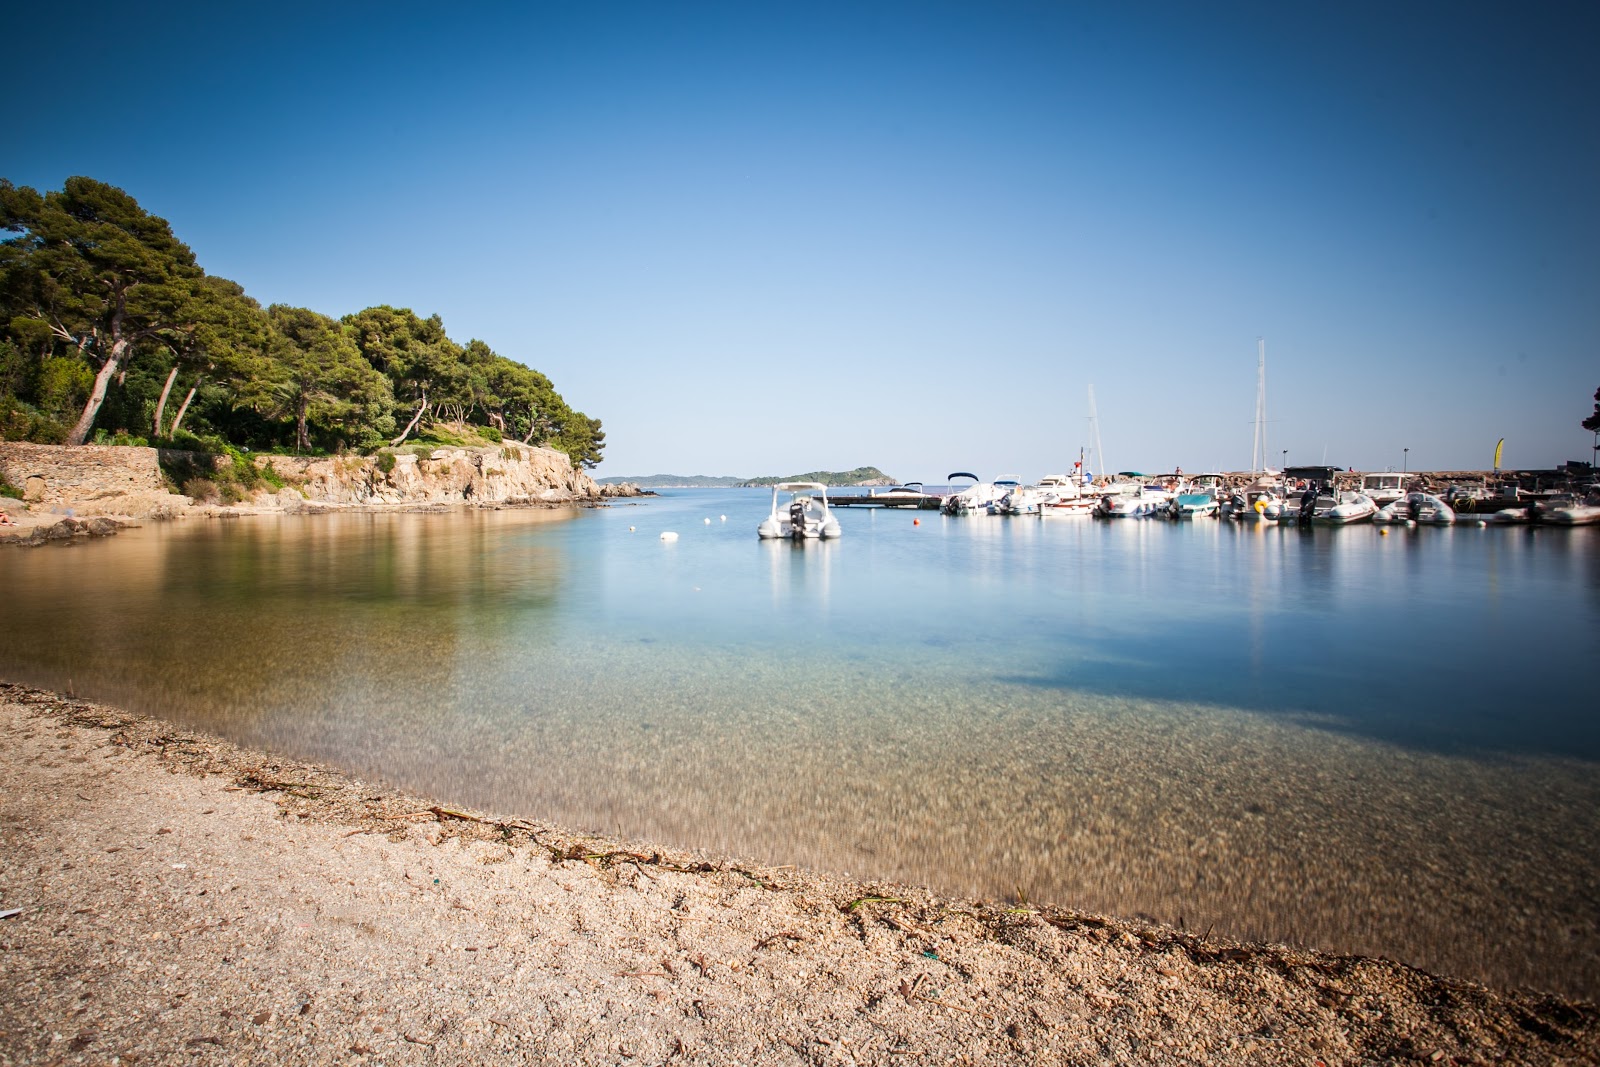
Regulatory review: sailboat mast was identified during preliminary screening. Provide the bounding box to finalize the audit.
[1088,384,1106,481]
[1252,338,1267,474]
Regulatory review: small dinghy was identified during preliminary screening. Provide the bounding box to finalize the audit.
[1374,493,1456,525]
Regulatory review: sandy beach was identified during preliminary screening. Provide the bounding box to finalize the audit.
[2,682,1595,1065]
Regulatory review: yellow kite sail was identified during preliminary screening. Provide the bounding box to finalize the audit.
[1493,438,1504,471]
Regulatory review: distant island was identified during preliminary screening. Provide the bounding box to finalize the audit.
[599,466,896,488]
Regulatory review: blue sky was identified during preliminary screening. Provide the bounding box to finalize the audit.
[4,1,1596,478]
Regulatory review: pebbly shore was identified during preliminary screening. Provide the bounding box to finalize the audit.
[1,682,1595,1066]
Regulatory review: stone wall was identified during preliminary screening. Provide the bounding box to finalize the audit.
[0,442,168,505]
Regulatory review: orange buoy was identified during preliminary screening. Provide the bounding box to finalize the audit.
[913,518,920,526]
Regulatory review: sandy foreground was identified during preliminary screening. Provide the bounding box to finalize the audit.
[1,684,1595,1066]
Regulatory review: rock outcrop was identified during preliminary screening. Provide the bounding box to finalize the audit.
[262,444,604,506]
[0,442,635,529]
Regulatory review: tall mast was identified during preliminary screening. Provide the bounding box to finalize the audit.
[1252,338,1267,473]
[1088,384,1106,480]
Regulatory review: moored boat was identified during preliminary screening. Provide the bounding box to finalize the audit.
[940,473,1005,516]
[1293,490,1377,526]
[757,482,843,540]
[1169,473,1226,519]
[1374,493,1456,525]
[1359,472,1407,507]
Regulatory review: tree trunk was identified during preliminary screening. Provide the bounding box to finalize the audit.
[153,366,179,439]
[390,392,429,447]
[66,339,129,446]
[169,384,199,437]
[296,398,310,453]
[520,405,538,444]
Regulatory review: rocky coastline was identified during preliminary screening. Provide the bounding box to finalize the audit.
[0,441,646,545]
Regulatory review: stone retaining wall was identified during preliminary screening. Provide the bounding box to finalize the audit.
[0,442,169,504]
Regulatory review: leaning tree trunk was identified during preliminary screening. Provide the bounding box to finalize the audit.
[153,366,179,439]
[296,399,310,454]
[168,383,199,437]
[66,339,130,446]
[389,390,428,447]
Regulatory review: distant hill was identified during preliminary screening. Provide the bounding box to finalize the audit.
[743,467,895,487]
[598,467,896,488]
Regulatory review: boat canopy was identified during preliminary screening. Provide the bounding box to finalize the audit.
[945,472,979,482]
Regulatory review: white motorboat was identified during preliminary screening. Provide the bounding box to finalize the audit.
[940,472,1005,516]
[1226,484,1285,522]
[1100,483,1174,518]
[1548,488,1600,526]
[1169,473,1226,519]
[1359,472,1407,507]
[984,477,1023,514]
[871,482,929,508]
[1292,490,1377,526]
[757,482,843,540]
[1374,493,1457,525]
[1000,474,1075,515]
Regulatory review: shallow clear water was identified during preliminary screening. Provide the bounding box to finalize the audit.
[4,491,1598,997]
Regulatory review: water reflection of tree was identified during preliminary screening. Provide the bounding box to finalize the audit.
[0,510,576,734]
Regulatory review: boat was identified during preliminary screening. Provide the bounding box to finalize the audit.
[999,474,1074,515]
[1548,487,1600,525]
[1359,472,1407,507]
[1169,473,1225,519]
[1041,491,1100,517]
[940,473,1006,516]
[1291,489,1377,526]
[1099,482,1174,518]
[1374,493,1456,525]
[871,482,929,508]
[1224,477,1286,522]
[757,482,843,540]
[984,477,1023,515]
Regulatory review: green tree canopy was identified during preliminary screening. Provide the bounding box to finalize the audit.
[1,177,602,467]
[0,177,208,444]
[265,305,394,452]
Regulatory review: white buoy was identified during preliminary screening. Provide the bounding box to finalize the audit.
[720,515,727,522]
[659,531,678,542]
[628,526,635,532]
[704,517,711,524]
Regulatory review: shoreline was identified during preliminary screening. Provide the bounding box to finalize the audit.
[2,681,1595,1065]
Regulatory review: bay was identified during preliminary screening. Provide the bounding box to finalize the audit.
[3,488,1597,997]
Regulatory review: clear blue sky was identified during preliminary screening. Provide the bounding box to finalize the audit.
[4,1,1596,478]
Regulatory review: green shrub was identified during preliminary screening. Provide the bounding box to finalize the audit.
[480,425,503,443]
[257,459,287,490]
[182,477,219,503]
[1,398,71,444]
[375,451,397,474]
[92,429,150,447]
[0,474,23,500]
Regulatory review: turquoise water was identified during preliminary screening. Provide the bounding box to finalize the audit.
[3,489,1598,997]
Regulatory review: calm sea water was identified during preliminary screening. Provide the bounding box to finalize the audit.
[3,489,1598,996]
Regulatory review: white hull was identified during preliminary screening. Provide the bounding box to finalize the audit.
[1374,494,1456,525]
[1549,504,1600,526]
[757,482,842,540]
